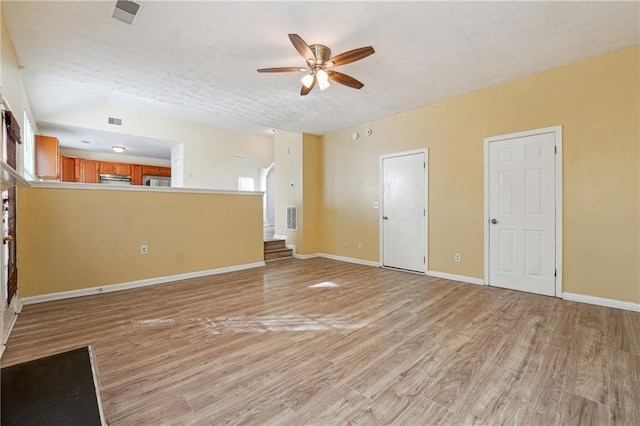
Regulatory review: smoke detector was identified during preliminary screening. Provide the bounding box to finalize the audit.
[112,1,144,26]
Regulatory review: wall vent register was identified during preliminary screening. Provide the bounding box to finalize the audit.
[107,117,123,126]
[286,206,298,231]
[112,1,143,26]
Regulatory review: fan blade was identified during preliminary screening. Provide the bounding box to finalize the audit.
[327,46,375,67]
[301,75,316,96]
[289,34,316,64]
[257,67,306,73]
[327,70,364,89]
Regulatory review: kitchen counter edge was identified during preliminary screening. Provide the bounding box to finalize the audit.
[28,181,264,196]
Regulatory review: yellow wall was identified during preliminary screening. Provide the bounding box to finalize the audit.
[320,45,639,304]
[17,187,264,297]
[301,134,322,254]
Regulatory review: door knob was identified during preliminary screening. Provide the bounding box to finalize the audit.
[382,216,389,220]
[490,218,498,224]
[3,235,14,243]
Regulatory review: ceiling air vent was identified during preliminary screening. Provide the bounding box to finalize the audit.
[108,117,123,126]
[112,1,143,26]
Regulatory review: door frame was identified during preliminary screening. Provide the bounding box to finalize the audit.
[483,126,563,297]
[379,148,429,273]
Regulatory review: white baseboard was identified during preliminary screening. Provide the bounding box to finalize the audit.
[426,270,485,286]
[562,292,640,312]
[306,253,380,268]
[20,261,266,306]
[294,253,320,260]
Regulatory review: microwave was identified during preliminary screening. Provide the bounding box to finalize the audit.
[142,175,171,187]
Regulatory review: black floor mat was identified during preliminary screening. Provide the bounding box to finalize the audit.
[1,346,103,426]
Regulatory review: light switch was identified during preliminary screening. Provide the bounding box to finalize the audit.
[372,201,379,209]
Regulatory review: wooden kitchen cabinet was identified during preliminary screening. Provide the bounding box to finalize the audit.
[132,165,142,185]
[141,165,171,177]
[35,135,60,179]
[141,165,158,175]
[115,163,131,176]
[60,156,78,182]
[80,160,100,183]
[100,161,131,176]
[99,162,116,174]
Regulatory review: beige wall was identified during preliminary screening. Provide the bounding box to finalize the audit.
[17,187,264,297]
[301,134,322,255]
[320,45,639,304]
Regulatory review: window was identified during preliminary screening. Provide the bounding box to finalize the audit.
[238,177,254,191]
[22,111,35,180]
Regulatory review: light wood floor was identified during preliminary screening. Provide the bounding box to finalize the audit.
[3,258,640,425]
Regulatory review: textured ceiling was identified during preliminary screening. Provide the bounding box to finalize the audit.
[3,1,639,157]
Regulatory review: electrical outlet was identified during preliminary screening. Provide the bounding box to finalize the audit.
[141,244,148,255]
[357,242,363,250]
[454,253,461,262]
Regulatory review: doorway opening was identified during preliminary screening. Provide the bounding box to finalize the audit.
[263,163,276,240]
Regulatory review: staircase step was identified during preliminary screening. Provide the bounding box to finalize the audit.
[264,247,293,262]
[264,239,286,251]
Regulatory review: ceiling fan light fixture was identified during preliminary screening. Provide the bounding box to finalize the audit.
[317,69,329,83]
[301,74,314,88]
[317,69,330,90]
[112,145,126,153]
[257,34,374,96]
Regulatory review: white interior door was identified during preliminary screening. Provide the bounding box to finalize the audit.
[487,131,556,296]
[381,151,427,273]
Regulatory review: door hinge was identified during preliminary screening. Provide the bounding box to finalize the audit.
[554,146,557,154]
[554,269,557,277]
[423,256,426,263]
[423,209,426,216]
[423,162,426,169]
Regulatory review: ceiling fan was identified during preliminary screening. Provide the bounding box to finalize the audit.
[257,34,375,96]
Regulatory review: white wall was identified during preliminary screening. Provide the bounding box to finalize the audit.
[274,130,303,246]
[206,156,262,191]
[171,143,184,188]
[181,135,271,190]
